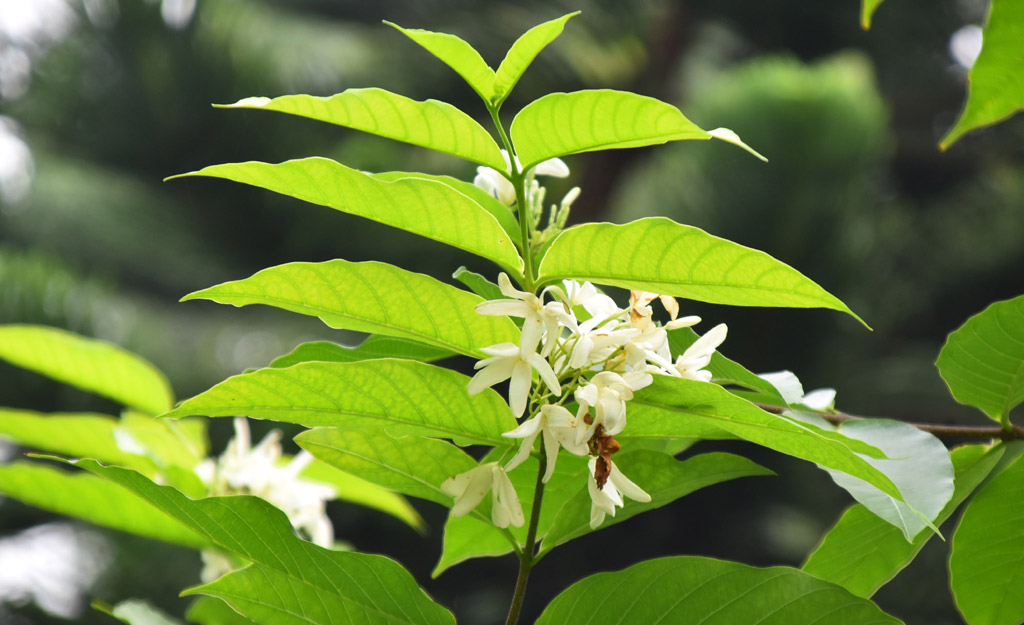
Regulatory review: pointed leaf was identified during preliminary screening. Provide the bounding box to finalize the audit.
[220,88,506,170]
[173,158,523,272]
[941,0,1024,149]
[102,599,185,625]
[453,266,504,301]
[184,260,519,358]
[492,12,578,105]
[538,218,864,324]
[0,324,173,415]
[804,443,1004,598]
[936,294,1024,426]
[535,556,903,625]
[269,337,454,368]
[861,0,886,29]
[164,360,517,446]
[386,21,495,102]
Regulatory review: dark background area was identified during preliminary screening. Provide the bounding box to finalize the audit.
[0,0,1020,623]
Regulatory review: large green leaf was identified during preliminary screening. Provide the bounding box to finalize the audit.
[941,0,1024,149]
[936,295,1024,426]
[219,88,506,170]
[386,21,495,102]
[184,260,518,358]
[186,597,256,625]
[269,337,454,368]
[803,443,1004,597]
[0,461,205,548]
[538,451,772,557]
[299,460,425,532]
[164,360,516,445]
[535,556,903,624]
[537,218,864,324]
[861,0,886,28]
[626,377,904,500]
[173,158,523,273]
[492,13,578,106]
[75,460,455,625]
[0,324,173,415]
[950,451,1024,625]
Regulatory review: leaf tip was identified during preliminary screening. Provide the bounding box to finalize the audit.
[707,127,768,162]
[214,96,272,110]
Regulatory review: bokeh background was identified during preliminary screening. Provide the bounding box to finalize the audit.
[1,0,1021,623]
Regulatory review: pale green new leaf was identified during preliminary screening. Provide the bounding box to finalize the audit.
[300,460,425,531]
[173,158,523,273]
[386,21,495,102]
[537,218,865,324]
[453,266,504,301]
[0,461,206,548]
[538,451,773,557]
[100,599,185,625]
[535,556,903,624]
[183,260,519,358]
[936,294,1024,426]
[941,0,1024,149]
[492,12,578,106]
[75,460,455,625]
[804,444,1004,598]
[269,338,454,368]
[164,360,517,446]
[861,0,886,29]
[219,88,506,170]
[951,451,1024,625]
[0,325,173,415]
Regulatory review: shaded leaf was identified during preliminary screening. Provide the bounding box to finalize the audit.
[269,337,454,368]
[185,597,255,625]
[861,0,886,29]
[386,21,495,102]
[300,460,425,532]
[492,13,578,105]
[453,266,504,301]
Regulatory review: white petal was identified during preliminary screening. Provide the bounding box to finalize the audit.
[527,352,562,396]
[609,461,651,503]
[491,465,525,528]
[467,357,516,395]
[508,359,533,417]
[533,157,570,178]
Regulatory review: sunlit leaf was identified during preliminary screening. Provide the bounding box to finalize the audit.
[186,597,255,625]
[936,295,1024,426]
[219,88,506,170]
[453,266,504,301]
[804,444,1004,598]
[172,158,523,273]
[492,12,578,106]
[0,409,147,467]
[300,460,425,532]
[269,337,454,368]
[184,260,518,358]
[941,0,1024,149]
[99,599,185,625]
[861,0,886,29]
[535,556,903,624]
[0,325,173,415]
[164,360,516,446]
[386,21,495,102]
[537,218,865,325]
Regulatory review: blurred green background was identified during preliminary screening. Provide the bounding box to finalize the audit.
[0,1,1020,623]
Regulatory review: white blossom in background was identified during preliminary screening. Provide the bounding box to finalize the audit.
[473,150,568,206]
[587,458,651,529]
[441,462,524,528]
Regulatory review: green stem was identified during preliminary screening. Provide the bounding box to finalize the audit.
[488,105,536,291]
[504,439,547,625]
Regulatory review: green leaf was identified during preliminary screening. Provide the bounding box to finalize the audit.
[453,266,504,301]
[219,88,506,170]
[75,460,455,625]
[186,597,255,625]
[492,12,578,106]
[269,337,454,368]
[941,0,1024,149]
[538,451,773,557]
[100,599,185,625]
[299,460,425,532]
[0,461,206,548]
[535,556,903,624]
[386,21,495,102]
[936,294,1024,426]
[626,377,904,500]
[164,360,517,446]
[0,324,174,415]
[951,450,1024,625]
[861,0,886,29]
[172,158,523,273]
[804,443,1004,598]
[184,260,518,358]
[537,218,865,325]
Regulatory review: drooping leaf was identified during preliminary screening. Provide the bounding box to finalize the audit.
[219,88,506,170]
[172,158,523,273]
[386,21,495,102]
[0,325,174,415]
[804,444,1005,598]
[164,360,517,446]
[941,0,1024,149]
[75,460,455,625]
[299,460,425,532]
[537,218,865,325]
[950,451,1024,625]
[936,294,1024,426]
[269,337,454,368]
[538,451,773,557]
[492,12,578,106]
[861,0,886,28]
[0,461,206,548]
[184,260,518,358]
[535,556,903,624]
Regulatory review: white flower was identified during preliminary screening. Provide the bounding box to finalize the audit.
[503,404,589,482]
[574,371,653,443]
[468,342,561,417]
[666,323,728,382]
[476,273,570,356]
[473,150,569,206]
[568,315,639,370]
[562,280,620,320]
[441,462,525,528]
[587,457,651,529]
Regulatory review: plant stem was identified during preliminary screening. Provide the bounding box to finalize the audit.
[488,105,536,290]
[504,440,547,625]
